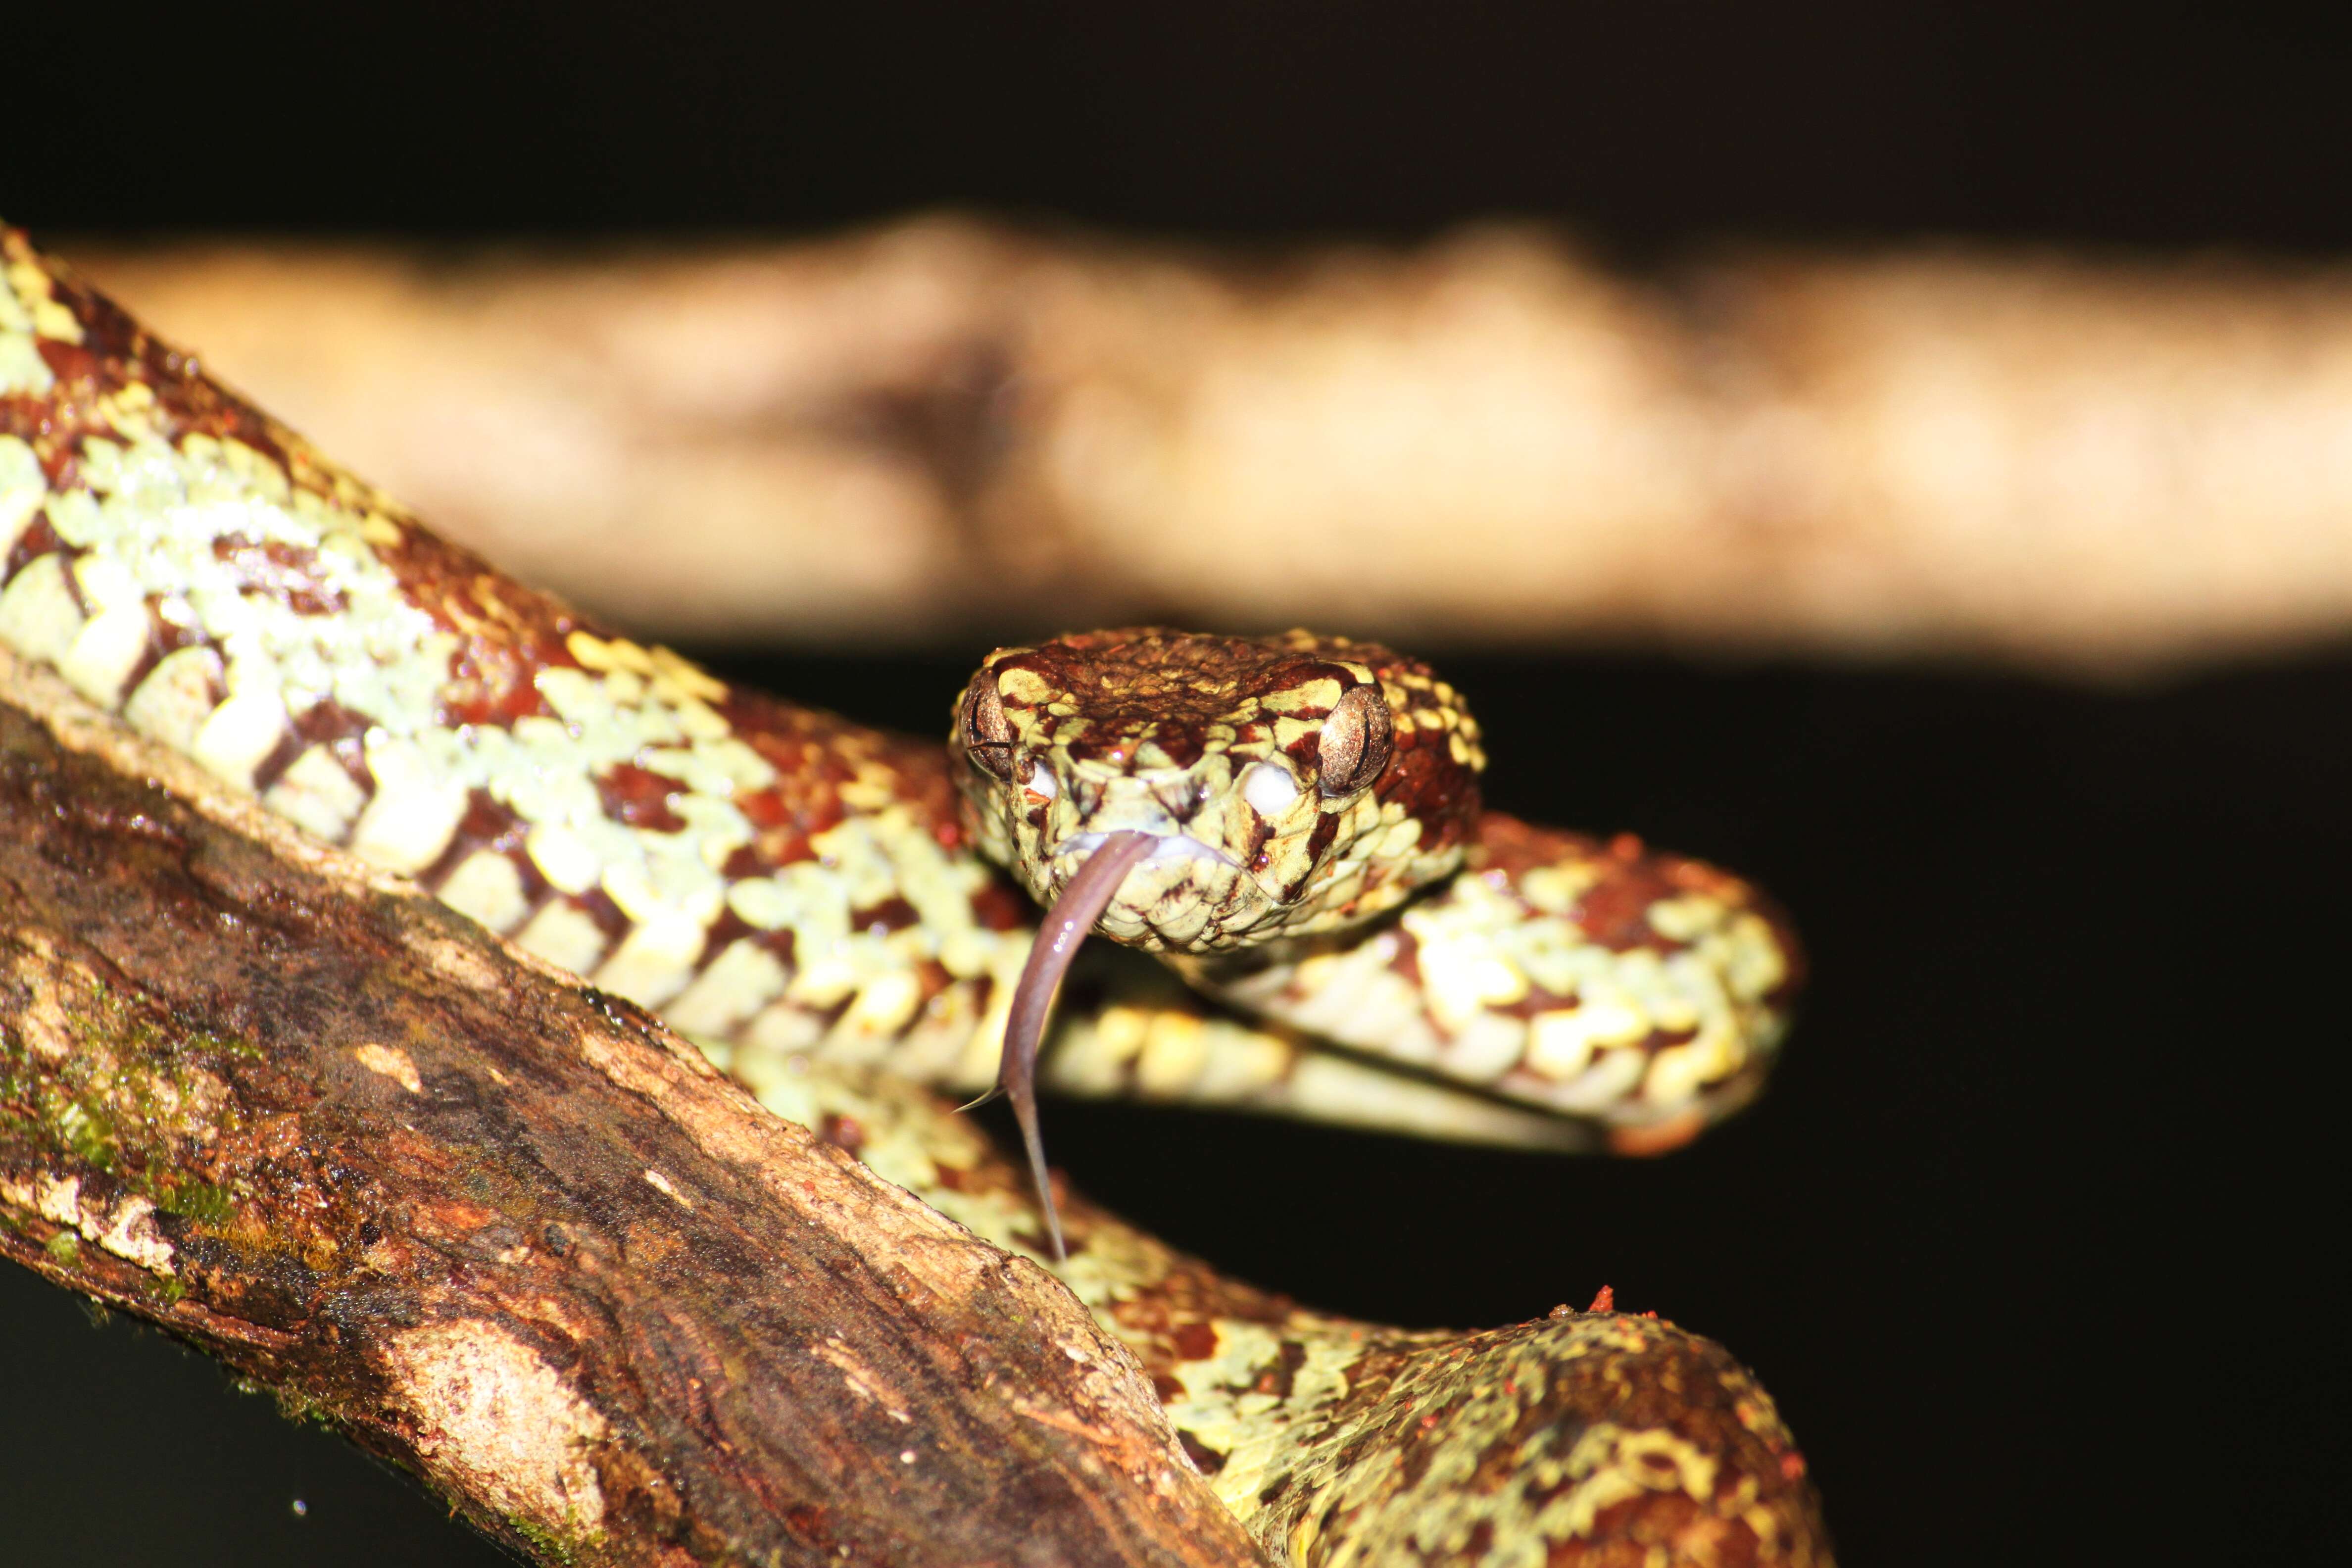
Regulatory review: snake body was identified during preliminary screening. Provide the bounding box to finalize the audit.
[949,629,1797,1250]
[0,228,1828,1565]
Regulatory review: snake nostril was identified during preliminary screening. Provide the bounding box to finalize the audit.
[1151,777,1204,820]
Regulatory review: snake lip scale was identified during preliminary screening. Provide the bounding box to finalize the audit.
[0,224,1831,1565]
[1049,829,1249,876]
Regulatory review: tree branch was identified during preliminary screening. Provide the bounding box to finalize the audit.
[77,217,2352,673]
[0,649,1267,1568]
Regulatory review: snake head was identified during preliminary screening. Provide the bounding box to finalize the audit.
[952,628,1485,953]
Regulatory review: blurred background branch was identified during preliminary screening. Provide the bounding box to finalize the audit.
[78,219,2352,675]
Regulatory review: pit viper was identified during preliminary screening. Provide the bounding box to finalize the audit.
[0,226,1830,1566]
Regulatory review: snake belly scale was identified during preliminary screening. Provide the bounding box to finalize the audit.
[0,226,1830,1566]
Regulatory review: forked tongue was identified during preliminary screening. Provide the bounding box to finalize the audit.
[965,829,1156,1261]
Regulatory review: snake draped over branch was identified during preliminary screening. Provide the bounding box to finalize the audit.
[0,225,1830,1567]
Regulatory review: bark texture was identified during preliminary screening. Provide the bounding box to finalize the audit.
[0,651,1267,1568]
[76,217,2352,673]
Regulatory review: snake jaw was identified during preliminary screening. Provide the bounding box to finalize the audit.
[1050,831,1243,873]
[1004,753,1365,949]
[1040,825,1280,950]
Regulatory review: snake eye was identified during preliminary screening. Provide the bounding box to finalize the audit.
[1316,685,1394,797]
[962,681,1015,781]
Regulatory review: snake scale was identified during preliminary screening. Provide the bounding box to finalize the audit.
[0,225,1830,1566]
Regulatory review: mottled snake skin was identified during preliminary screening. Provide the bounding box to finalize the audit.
[952,631,1798,1155]
[0,228,1829,1565]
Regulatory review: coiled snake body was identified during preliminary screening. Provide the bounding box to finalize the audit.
[0,229,1828,1566]
[948,629,1797,1256]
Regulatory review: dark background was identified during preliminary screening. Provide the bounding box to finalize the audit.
[7,2,2352,253]
[3,4,2347,1565]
